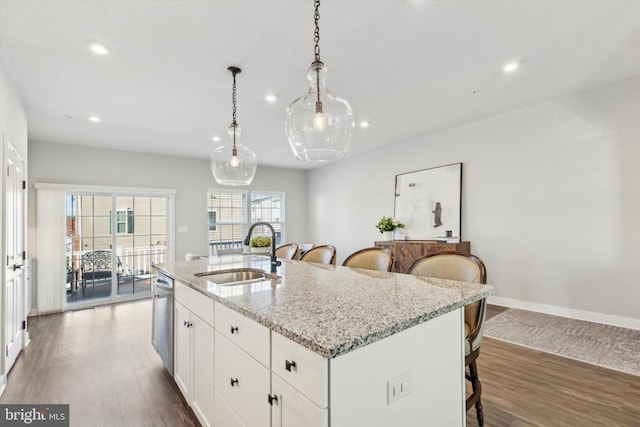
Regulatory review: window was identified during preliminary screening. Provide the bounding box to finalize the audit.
[207,191,247,255]
[207,190,285,255]
[251,192,285,247]
[113,208,134,234]
[208,209,217,231]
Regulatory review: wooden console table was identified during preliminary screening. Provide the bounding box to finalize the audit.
[374,240,471,273]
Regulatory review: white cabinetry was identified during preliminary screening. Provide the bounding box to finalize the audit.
[182,295,463,427]
[271,370,327,427]
[271,332,328,427]
[214,302,271,427]
[174,281,215,427]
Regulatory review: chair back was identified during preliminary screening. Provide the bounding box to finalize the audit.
[300,245,336,265]
[342,247,393,272]
[408,251,487,353]
[275,243,299,260]
[81,250,120,272]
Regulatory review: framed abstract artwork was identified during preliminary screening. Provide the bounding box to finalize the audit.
[394,163,462,240]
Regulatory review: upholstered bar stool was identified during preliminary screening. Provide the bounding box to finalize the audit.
[407,251,487,426]
[275,243,299,260]
[300,245,336,265]
[342,247,394,272]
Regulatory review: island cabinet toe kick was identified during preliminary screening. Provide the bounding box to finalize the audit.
[211,301,464,427]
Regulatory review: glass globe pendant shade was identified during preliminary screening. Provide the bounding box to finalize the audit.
[285,62,354,162]
[210,125,257,186]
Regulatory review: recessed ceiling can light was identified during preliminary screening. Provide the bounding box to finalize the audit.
[212,136,221,142]
[265,94,278,103]
[88,116,101,123]
[503,61,520,73]
[359,121,370,128]
[87,41,111,56]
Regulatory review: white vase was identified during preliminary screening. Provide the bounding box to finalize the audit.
[382,231,394,241]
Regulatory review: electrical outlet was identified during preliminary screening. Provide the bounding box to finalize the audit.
[387,372,411,405]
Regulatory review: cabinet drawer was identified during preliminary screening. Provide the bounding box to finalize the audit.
[272,332,328,409]
[215,302,270,367]
[215,331,270,427]
[175,281,214,327]
[272,373,328,427]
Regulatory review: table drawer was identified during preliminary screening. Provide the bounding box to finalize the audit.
[272,332,328,408]
[215,301,270,367]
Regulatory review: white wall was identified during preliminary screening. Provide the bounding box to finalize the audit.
[308,76,640,322]
[27,141,308,261]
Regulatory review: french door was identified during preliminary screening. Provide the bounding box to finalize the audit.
[65,193,169,306]
[5,142,26,372]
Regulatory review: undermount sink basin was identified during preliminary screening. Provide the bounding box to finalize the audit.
[195,268,279,286]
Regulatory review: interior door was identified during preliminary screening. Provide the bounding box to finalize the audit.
[5,142,26,372]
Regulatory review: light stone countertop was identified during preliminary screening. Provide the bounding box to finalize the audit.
[155,255,493,359]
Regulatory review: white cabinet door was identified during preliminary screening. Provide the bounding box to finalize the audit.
[214,391,245,427]
[271,374,327,427]
[192,313,214,427]
[215,331,270,427]
[174,301,192,400]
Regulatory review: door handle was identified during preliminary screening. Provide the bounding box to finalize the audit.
[12,264,24,271]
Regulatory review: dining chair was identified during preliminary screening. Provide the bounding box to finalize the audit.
[407,251,487,426]
[275,243,299,260]
[342,247,394,272]
[300,245,336,265]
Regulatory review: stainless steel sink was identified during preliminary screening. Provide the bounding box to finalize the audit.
[195,268,279,286]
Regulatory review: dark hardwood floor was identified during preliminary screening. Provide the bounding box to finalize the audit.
[466,305,640,426]
[2,301,638,426]
[0,299,199,427]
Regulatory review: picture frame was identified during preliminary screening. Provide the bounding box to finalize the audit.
[394,163,462,241]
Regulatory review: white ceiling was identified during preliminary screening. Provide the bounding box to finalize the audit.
[1,0,639,170]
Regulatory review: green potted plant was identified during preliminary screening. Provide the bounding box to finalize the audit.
[375,216,405,241]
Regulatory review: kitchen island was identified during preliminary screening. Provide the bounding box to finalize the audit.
[155,255,493,427]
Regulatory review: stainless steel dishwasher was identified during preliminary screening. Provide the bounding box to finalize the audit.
[152,270,174,375]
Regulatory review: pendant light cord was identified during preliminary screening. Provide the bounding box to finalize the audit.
[231,69,238,149]
[313,0,321,63]
[313,0,322,108]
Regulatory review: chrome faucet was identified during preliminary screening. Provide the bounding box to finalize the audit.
[243,222,281,273]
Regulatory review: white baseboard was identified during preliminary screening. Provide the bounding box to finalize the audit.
[488,296,640,331]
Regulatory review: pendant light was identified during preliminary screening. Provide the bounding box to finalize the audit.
[284,0,354,162]
[210,66,257,186]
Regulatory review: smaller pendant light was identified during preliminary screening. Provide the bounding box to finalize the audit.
[210,66,257,186]
[284,0,355,162]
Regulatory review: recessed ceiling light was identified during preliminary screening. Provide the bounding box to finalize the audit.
[503,61,520,73]
[88,116,101,123]
[212,136,221,142]
[87,41,111,56]
[359,120,371,128]
[265,94,278,103]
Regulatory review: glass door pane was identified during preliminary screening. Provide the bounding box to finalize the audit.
[66,194,114,304]
[116,195,167,297]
